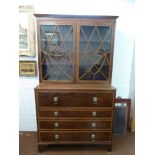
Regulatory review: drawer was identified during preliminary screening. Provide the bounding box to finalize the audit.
[39,131,111,142]
[39,120,112,130]
[37,92,114,107]
[38,109,113,119]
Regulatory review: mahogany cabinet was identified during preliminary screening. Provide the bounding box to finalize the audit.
[34,14,118,152]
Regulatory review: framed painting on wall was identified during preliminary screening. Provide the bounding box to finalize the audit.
[19,5,35,56]
[19,61,36,76]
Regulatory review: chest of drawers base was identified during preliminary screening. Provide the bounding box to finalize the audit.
[35,84,116,152]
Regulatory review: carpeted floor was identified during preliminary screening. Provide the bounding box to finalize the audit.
[19,132,135,155]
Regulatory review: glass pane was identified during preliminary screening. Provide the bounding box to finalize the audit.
[40,25,73,81]
[79,26,112,80]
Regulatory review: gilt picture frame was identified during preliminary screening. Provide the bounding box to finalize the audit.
[19,5,35,56]
[19,61,36,76]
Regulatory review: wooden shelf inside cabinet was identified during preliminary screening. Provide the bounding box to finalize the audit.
[34,14,118,152]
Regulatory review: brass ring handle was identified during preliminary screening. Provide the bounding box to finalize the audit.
[54,122,59,128]
[53,96,58,102]
[92,111,97,117]
[54,134,59,140]
[91,134,96,139]
[54,111,59,116]
[91,122,96,128]
[53,96,58,104]
[93,97,97,104]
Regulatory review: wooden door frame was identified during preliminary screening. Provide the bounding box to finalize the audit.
[75,19,116,84]
[36,19,77,83]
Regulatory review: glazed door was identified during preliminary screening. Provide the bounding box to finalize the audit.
[38,21,76,82]
[77,20,116,83]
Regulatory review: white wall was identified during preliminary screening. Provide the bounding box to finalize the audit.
[19,0,135,131]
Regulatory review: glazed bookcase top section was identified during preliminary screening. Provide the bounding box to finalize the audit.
[35,15,118,84]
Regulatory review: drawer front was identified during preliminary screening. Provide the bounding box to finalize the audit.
[39,120,112,130]
[39,131,111,142]
[37,92,114,107]
[38,109,113,119]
